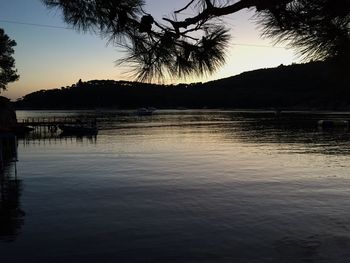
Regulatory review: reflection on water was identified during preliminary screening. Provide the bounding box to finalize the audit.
[0,163,24,242]
[20,129,97,146]
[2,110,350,262]
[17,110,350,156]
[221,113,350,156]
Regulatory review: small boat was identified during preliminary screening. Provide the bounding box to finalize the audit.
[318,120,349,128]
[136,107,155,116]
[1,125,34,135]
[11,125,34,134]
[58,124,98,135]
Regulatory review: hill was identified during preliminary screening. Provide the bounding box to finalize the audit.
[14,61,350,110]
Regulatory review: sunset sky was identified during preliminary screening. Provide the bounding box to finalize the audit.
[0,0,298,100]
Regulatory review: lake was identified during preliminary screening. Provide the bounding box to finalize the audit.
[1,110,350,262]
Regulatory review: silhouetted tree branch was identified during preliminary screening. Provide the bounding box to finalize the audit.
[42,0,350,81]
[258,0,350,63]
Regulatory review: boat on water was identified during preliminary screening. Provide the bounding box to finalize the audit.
[58,124,98,135]
[12,125,35,135]
[0,125,34,135]
[318,119,349,129]
[136,107,155,116]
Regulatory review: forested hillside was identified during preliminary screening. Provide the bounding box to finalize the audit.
[15,61,349,110]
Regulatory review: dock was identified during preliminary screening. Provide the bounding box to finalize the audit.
[17,117,95,133]
[19,117,90,127]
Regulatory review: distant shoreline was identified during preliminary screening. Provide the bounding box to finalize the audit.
[14,108,350,114]
[13,61,349,111]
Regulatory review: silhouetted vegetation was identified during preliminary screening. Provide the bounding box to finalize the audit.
[43,0,350,80]
[0,28,19,91]
[0,97,17,130]
[14,61,350,110]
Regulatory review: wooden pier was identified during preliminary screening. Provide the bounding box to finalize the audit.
[16,117,97,133]
[19,117,90,127]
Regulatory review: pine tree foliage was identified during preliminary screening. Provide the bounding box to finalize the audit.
[258,0,350,62]
[42,0,350,81]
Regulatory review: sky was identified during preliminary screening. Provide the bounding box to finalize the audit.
[0,0,298,100]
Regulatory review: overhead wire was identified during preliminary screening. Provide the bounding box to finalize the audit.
[0,18,286,49]
[0,19,71,30]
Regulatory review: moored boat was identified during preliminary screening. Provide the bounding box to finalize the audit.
[318,120,349,128]
[136,107,155,116]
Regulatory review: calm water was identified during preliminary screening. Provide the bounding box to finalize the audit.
[2,110,350,262]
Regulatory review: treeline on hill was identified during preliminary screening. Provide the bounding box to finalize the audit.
[14,61,350,110]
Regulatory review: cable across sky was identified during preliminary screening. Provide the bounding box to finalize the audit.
[0,19,285,49]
